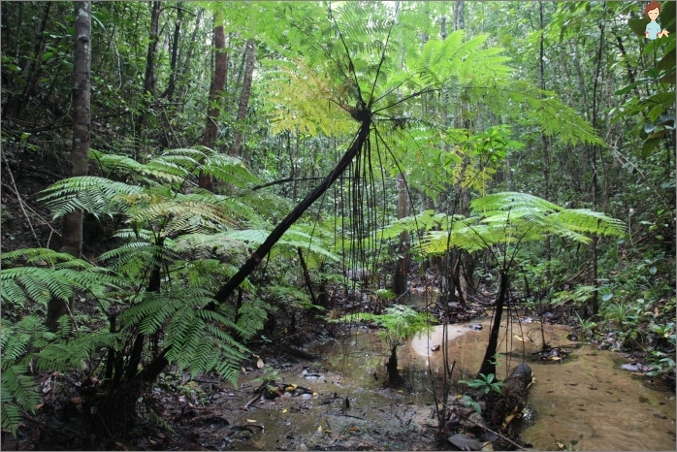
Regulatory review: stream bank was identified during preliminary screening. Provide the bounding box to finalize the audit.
[179,318,676,451]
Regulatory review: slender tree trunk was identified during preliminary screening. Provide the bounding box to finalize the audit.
[212,118,372,304]
[478,271,508,377]
[48,0,91,332]
[135,1,162,142]
[199,21,228,191]
[453,0,464,32]
[589,7,607,316]
[539,2,552,283]
[229,39,255,157]
[4,2,51,120]
[162,5,181,102]
[176,8,203,107]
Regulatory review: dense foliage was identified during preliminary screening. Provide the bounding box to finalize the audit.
[1,0,674,440]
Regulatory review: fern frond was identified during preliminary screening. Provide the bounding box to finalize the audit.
[39,176,142,219]
[1,252,120,309]
[1,364,40,435]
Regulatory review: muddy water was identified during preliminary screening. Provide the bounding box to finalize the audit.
[228,314,675,450]
[408,319,677,451]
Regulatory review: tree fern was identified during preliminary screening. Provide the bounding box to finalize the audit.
[420,192,626,255]
[1,248,119,310]
[0,315,118,436]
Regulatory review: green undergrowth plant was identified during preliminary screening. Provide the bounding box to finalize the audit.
[459,373,506,395]
[331,305,433,386]
[2,147,287,436]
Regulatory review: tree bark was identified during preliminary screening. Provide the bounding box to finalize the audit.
[229,39,256,157]
[4,2,51,120]
[48,0,91,332]
[453,0,464,32]
[199,21,228,191]
[478,271,508,377]
[539,2,552,283]
[135,1,162,140]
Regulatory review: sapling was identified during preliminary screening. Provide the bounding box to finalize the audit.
[331,304,432,387]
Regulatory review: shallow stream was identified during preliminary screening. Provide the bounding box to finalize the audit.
[224,297,675,450]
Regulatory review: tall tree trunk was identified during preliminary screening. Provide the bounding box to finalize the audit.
[135,1,161,142]
[589,6,607,316]
[229,39,255,157]
[199,21,228,191]
[48,0,91,332]
[175,8,203,107]
[539,2,552,283]
[159,5,182,148]
[453,0,464,32]
[162,5,182,102]
[4,2,51,120]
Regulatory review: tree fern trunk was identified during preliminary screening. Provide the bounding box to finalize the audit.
[213,117,372,304]
[478,271,508,377]
[385,342,405,387]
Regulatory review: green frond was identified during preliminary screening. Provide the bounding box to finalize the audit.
[1,256,120,309]
[199,154,260,188]
[32,332,118,373]
[420,192,625,255]
[39,176,142,219]
[1,364,40,435]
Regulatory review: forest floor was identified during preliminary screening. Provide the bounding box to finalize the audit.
[2,282,675,451]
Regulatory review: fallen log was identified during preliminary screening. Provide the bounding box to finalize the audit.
[489,363,533,431]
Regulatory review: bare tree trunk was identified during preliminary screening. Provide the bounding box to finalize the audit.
[589,7,607,316]
[4,2,51,120]
[539,2,552,283]
[453,0,464,32]
[135,1,161,141]
[229,39,255,157]
[48,0,91,332]
[199,21,228,191]
[175,8,203,107]
[478,271,508,377]
[212,118,372,305]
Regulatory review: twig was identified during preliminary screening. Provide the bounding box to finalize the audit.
[2,151,41,246]
[62,298,80,334]
[456,411,526,451]
[331,413,369,421]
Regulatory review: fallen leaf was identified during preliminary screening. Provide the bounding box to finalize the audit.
[431,344,441,352]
